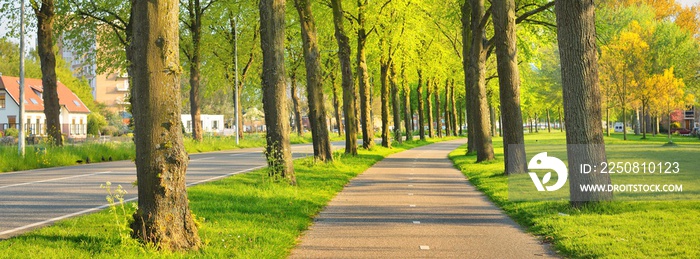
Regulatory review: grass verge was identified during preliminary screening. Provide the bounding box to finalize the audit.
[449,132,700,258]
[0,133,344,173]
[0,137,460,258]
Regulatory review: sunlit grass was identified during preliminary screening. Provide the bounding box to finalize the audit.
[450,132,700,258]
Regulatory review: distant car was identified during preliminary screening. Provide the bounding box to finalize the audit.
[670,128,692,135]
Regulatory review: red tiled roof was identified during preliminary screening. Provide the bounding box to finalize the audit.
[0,75,90,113]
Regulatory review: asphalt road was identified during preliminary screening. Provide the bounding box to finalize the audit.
[0,141,347,239]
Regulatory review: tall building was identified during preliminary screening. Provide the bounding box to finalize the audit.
[57,34,130,115]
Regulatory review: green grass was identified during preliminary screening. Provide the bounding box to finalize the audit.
[450,132,700,258]
[0,133,344,173]
[0,136,461,258]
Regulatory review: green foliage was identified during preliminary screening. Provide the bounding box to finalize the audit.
[87,113,107,136]
[4,128,19,138]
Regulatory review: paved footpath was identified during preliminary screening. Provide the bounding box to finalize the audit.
[290,139,557,258]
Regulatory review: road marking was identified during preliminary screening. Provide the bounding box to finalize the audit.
[409,204,416,207]
[408,185,413,187]
[0,171,112,190]
[408,193,414,196]
[413,221,421,224]
[419,245,430,250]
[229,153,251,157]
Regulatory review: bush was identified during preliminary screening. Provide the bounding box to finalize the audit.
[87,113,108,136]
[4,128,19,138]
[671,122,682,129]
[100,126,119,136]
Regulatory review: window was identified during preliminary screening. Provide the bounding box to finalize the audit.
[0,93,5,109]
[30,98,38,105]
[73,100,81,107]
[213,120,219,130]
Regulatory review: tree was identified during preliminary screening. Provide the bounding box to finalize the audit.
[330,0,358,155]
[30,0,62,146]
[648,68,692,143]
[600,28,649,140]
[492,0,526,174]
[181,0,217,142]
[390,62,402,143]
[468,0,494,162]
[260,0,296,183]
[129,0,201,249]
[555,0,611,207]
[425,77,434,138]
[357,0,374,149]
[379,38,392,147]
[416,69,426,140]
[401,61,413,141]
[294,0,333,161]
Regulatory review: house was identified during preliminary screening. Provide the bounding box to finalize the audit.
[181,114,225,135]
[0,75,90,139]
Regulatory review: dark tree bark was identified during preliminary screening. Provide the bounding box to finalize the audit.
[555,0,611,207]
[290,73,303,136]
[330,0,358,155]
[450,79,458,136]
[461,1,476,154]
[493,0,526,173]
[294,0,333,161]
[547,109,552,132]
[183,0,212,142]
[444,79,451,137]
[128,0,201,250]
[390,61,402,143]
[330,70,344,136]
[435,80,442,138]
[426,78,434,138]
[402,64,413,141]
[416,70,426,140]
[469,0,494,162]
[357,0,374,149]
[379,47,391,148]
[32,0,62,146]
[260,0,296,183]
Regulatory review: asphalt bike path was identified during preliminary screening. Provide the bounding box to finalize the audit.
[290,139,556,258]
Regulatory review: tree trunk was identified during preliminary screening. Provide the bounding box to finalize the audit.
[489,104,496,137]
[555,0,611,207]
[461,1,476,154]
[547,109,551,133]
[129,0,201,250]
[34,0,62,146]
[535,112,539,133]
[458,99,464,136]
[290,73,303,136]
[450,79,458,136]
[434,80,442,138]
[634,108,640,135]
[641,103,646,139]
[379,50,391,148]
[402,64,412,141]
[469,0,494,162]
[391,61,402,143]
[622,106,627,140]
[426,78,434,138]
[444,79,451,137]
[331,71,343,136]
[559,107,563,132]
[606,107,610,136]
[260,0,296,183]
[417,70,426,140]
[185,0,206,142]
[294,0,333,161]
[330,0,357,155]
[357,0,373,149]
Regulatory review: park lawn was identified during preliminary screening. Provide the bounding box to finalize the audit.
[0,137,461,258]
[0,132,342,173]
[450,132,700,258]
